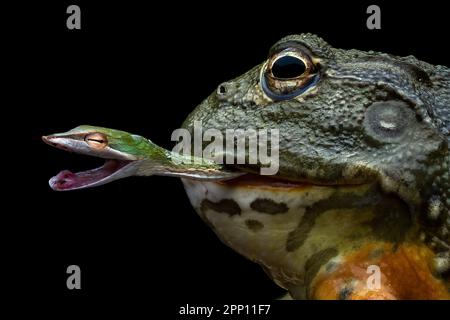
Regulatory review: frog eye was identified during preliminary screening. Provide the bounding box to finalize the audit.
[363,101,414,143]
[85,132,108,149]
[261,49,319,101]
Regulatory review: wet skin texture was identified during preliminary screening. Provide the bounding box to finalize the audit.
[181,34,450,299]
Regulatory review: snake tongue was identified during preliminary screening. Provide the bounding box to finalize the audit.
[49,159,136,191]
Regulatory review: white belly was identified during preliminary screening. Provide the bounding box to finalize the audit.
[182,178,346,288]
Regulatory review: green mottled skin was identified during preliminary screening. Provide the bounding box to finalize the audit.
[182,34,450,259]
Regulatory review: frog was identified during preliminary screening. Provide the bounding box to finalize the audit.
[43,34,450,299]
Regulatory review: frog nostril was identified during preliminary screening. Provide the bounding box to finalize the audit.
[218,84,227,95]
[217,82,238,101]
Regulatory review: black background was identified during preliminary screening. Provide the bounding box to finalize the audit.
[7,0,450,312]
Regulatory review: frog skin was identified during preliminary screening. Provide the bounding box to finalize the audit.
[44,34,449,299]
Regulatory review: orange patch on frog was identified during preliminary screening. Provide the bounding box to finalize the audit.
[313,243,450,300]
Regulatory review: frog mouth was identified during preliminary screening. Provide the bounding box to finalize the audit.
[218,172,312,187]
[217,170,368,189]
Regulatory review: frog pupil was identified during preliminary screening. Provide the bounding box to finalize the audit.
[271,56,306,79]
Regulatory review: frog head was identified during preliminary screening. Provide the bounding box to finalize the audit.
[182,34,448,212]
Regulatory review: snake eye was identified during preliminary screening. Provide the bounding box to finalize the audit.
[85,133,108,149]
[261,48,319,101]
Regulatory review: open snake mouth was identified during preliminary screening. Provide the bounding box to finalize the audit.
[48,159,135,191]
[42,135,138,191]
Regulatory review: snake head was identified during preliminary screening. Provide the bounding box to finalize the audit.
[42,125,155,191]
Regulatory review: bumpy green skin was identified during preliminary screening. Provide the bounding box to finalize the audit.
[182,34,450,258]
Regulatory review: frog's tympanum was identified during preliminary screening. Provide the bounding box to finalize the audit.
[44,34,449,299]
